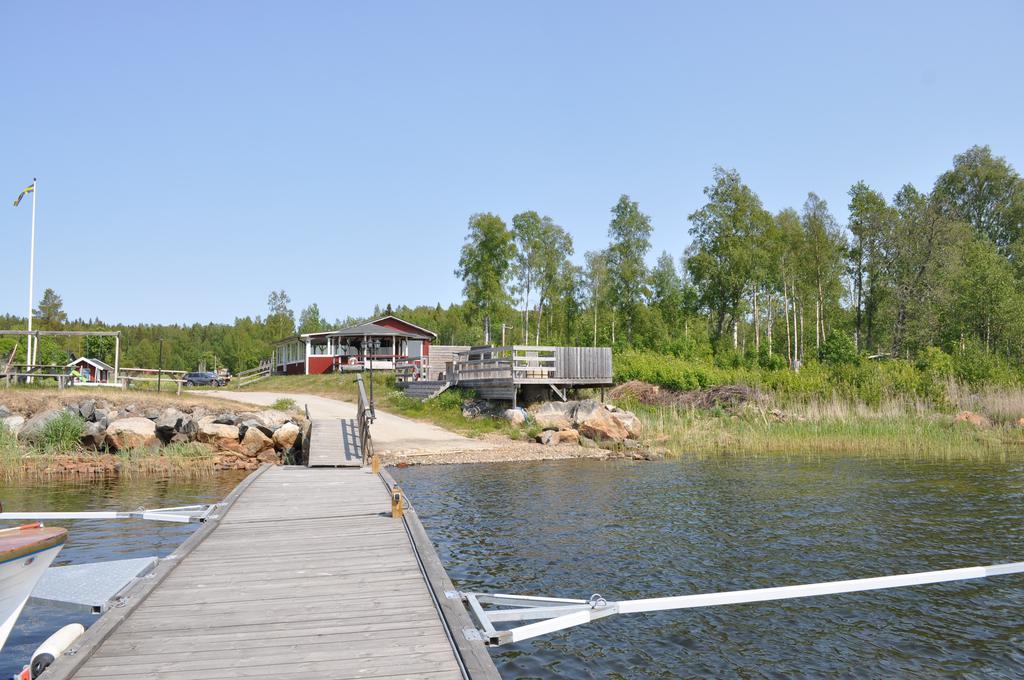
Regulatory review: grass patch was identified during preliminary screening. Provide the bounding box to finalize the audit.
[634,400,1024,460]
[116,442,216,476]
[270,397,297,411]
[40,411,85,453]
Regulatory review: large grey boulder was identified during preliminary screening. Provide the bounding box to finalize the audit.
[2,415,26,437]
[155,409,185,441]
[18,409,64,446]
[573,400,628,442]
[213,413,242,426]
[257,410,292,429]
[608,409,643,439]
[179,416,199,437]
[533,402,574,430]
[537,429,580,446]
[78,400,96,421]
[239,419,274,439]
[197,422,242,452]
[502,408,527,426]
[105,417,158,450]
[0,405,11,418]
[80,421,106,449]
[239,427,273,456]
[272,422,301,452]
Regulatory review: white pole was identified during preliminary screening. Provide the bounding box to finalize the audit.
[27,179,37,373]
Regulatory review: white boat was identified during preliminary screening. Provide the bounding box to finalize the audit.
[0,524,67,652]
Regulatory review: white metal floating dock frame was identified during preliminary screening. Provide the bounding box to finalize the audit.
[460,560,1024,646]
[0,504,218,524]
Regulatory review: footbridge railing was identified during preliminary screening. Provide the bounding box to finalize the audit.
[356,375,375,465]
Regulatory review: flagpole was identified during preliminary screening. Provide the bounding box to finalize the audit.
[27,178,37,371]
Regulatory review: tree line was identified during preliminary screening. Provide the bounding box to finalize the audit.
[2,145,1021,376]
[452,145,1024,370]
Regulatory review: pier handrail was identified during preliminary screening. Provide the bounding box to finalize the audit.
[356,375,375,465]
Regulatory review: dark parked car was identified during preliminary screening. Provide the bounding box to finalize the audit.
[183,371,224,387]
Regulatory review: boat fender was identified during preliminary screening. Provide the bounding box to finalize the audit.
[30,623,85,678]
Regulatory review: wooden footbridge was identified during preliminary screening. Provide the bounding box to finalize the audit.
[43,382,500,680]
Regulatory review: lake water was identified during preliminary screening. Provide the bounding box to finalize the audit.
[393,457,1024,679]
[0,473,246,677]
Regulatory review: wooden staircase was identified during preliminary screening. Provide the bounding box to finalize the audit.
[397,380,451,401]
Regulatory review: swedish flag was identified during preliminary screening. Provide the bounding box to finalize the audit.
[12,183,34,207]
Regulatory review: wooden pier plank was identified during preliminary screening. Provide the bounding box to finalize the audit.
[306,418,362,467]
[52,466,499,680]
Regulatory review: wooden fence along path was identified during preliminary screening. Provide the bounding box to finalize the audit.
[45,465,500,680]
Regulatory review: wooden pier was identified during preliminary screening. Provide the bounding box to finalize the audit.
[44,465,500,680]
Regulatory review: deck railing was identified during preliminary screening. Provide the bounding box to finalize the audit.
[394,357,428,383]
[452,346,612,385]
[356,376,375,466]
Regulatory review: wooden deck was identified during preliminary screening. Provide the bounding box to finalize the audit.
[400,345,613,404]
[44,466,500,680]
[307,418,362,467]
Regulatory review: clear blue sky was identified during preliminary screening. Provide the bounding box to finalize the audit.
[2,1,1021,325]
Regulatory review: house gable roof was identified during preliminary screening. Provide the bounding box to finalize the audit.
[276,315,435,345]
[68,357,114,372]
[371,315,437,339]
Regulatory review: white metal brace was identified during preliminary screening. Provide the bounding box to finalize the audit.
[462,560,1024,645]
[0,504,219,524]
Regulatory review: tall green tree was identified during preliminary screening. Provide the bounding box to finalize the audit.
[534,219,574,344]
[933,145,1024,256]
[455,213,515,338]
[298,303,327,334]
[649,251,685,334]
[510,211,546,343]
[888,185,969,355]
[948,237,1023,354]
[686,168,771,348]
[800,193,847,351]
[266,290,295,341]
[83,335,115,363]
[606,195,653,344]
[583,250,610,347]
[847,182,894,352]
[35,288,67,329]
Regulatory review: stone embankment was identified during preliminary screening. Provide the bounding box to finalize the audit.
[470,397,653,459]
[0,399,306,472]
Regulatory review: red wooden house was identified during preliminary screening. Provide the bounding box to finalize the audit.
[67,357,114,384]
[274,316,436,376]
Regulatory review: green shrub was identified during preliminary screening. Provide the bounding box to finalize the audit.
[952,339,1018,387]
[818,330,859,366]
[433,388,466,411]
[270,398,297,411]
[916,347,955,404]
[40,411,85,453]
